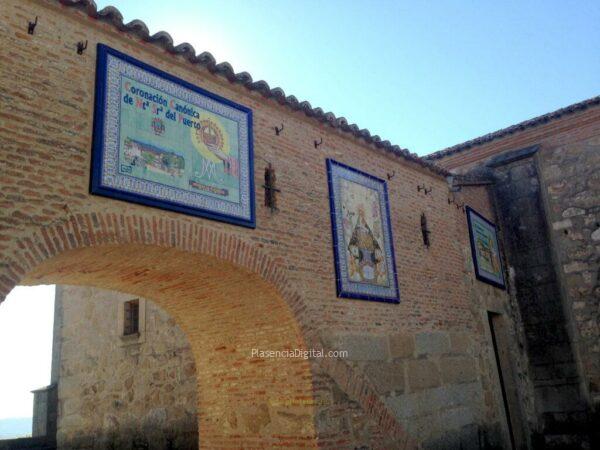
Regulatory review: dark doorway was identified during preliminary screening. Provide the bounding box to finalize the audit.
[488,312,517,450]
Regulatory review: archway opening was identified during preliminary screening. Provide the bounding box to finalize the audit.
[0,285,55,443]
[9,243,317,448]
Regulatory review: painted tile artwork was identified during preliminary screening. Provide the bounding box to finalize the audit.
[327,159,400,303]
[91,44,254,227]
[466,206,506,289]
[341,178,389,286]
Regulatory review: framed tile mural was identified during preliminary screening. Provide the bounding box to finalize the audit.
[91,44,255,228]
[466,206,506,289]
[326,159,400,303]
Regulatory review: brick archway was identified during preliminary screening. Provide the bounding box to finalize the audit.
[0,212,319,448]
[0,212,309,322]
[0,211,417,448]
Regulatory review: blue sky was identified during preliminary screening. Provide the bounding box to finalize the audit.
[94,0,600,155]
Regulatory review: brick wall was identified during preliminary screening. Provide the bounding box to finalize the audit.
[0,0,515,447]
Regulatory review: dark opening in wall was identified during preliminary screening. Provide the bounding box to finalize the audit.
[123,299,140,336]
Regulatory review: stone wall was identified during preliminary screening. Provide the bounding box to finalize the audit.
[32,384,57,439]
[323,330,495,448]
[537,139,600,412]
[430,106,600,447]
[488,149,588,447]
[54,285,198,450]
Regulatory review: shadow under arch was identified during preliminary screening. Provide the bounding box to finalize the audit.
[1,214,319,448]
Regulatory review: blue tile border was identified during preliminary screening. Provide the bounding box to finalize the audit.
[91,44,255,228]
[326,159,400,303]
[465,206,506,289]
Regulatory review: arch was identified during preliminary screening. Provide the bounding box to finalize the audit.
[0,212,309,325]
[0,211,417,448]
[0,212,319,448]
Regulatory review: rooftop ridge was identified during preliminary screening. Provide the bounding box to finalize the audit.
[57,0,449,177]
[425,95,600,161]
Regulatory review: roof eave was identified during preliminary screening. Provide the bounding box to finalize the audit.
[57,0,449,177]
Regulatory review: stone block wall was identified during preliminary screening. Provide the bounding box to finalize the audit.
[31,384,57,439]
[54,285,198,450]
[488,151,587,444]
[430,105,600,447]
[537,140,600,411]
[323,329,505,449]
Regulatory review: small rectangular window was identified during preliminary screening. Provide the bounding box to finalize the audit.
[123,299,140,336]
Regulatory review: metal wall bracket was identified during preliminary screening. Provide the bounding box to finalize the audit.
[421,213,431,248]
[418,184,432,195]
[77,40,88,55]
[28,16,38,35]
[448,194,465,211]
[262,163,280,212]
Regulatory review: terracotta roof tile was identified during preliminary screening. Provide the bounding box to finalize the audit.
[57,0,450,177]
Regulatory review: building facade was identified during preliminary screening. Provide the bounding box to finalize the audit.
[51,285,198,449]
[426,99,600,448]
[0,0,597,448]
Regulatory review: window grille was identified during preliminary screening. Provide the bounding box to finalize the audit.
[123,299,140,336]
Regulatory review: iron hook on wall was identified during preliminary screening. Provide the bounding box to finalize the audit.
[314,137,323,149]
[77,40,88,55]
[447,195,465,211]
[418,184,432,195]
[274,123,284,136]
[387,170,396,180]
[28,16,38,35]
